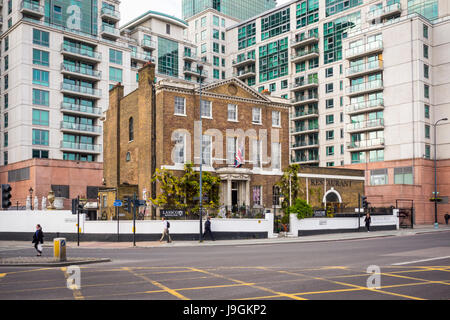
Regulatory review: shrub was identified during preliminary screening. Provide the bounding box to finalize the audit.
[289,199,313,220]
[281,214,290,225]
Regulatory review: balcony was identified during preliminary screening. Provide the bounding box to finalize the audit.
[346,40,383,60]
[100,7,121,22]
[141,38,156,50]
[183,67,208,78]
[346,98,384,115]
[291,109,319,120]
[61,44,102,63]
[60,102,102,118]
[183,52,198,62]
[233,69,256,80]
[232,55,256,68]
[291,156,320,164]
[60,141,102,154]
[367,3,402,21]
[291,33,319,49]
[131,51,154,63]
[347,79,383,96]
[346,60,383,78]
[291,141,320,150]
[290,124,319,135]
[60,121,102,135]
[290,77,319,92]
[347,118,384,133]
[61,83,102,99]
[290,93,319,106]
[61,63,102,81]
[100,25,120,40]
[291,48,319,63]
[20,0,44,18]
[348,138,385,151]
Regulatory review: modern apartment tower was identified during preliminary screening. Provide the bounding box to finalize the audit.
[182,0,278,21]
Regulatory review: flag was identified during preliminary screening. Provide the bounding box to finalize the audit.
[234,144,244,168]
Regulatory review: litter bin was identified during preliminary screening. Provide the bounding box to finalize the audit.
[54,238,67,262]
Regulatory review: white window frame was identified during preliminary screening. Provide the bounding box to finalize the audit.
[271,142,281,170]
[174,96,186,116]
[252,139,262,168]
[370,169,388,186]
[173,132,186,164]
[252,107,262,124]
[228,104,238,122]
[227,137,237,165]
[201,100,212,119]
[272,110,281,127]
[252,186,263,206]
[202,135,212,166]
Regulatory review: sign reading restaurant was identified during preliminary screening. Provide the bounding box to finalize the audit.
[310,179,353,188]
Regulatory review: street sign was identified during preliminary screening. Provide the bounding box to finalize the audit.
[113,200,123,207]
[134,200,147,206]
[161,209,185,218]
[313,210,326,217]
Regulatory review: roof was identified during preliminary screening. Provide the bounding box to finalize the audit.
[120,10,188,30]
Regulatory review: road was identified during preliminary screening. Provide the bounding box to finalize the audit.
[0,231,449,300]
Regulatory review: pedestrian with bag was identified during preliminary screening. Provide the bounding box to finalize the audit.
[159,217,172,243]
[32,224,44,256]
[364,213,372,232]
[203,216,215,241]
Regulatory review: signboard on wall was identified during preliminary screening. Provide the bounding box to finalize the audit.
[161,209,185,218]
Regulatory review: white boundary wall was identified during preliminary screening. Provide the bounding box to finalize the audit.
[0,210,274,237]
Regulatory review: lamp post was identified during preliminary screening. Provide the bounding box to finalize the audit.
[433,117,448,229]
[29,187,34,210]
[198,64,204,242]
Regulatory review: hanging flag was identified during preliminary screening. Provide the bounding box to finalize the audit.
[234,144,244,168]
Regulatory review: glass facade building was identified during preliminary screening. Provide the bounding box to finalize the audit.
[182,0,277,21]
[158,37,179,77]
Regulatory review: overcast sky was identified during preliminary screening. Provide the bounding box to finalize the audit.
[119,0,292,26]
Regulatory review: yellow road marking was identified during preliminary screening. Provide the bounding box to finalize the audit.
[190,267,307,301]
[0,273,6,278]
[123,267,189,300]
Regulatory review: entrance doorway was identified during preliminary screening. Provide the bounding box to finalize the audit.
[232,181,239,212]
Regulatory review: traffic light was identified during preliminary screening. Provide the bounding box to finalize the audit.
[1,184,12,209]
[71,198,78,215]
[362,196,369,209]
[123,197,132,213]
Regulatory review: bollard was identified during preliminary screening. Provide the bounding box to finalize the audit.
[54,238,67,262]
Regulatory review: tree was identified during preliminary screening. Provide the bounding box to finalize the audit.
[276,164,304,213]
[289,198,313,220]
[151,163,220,214]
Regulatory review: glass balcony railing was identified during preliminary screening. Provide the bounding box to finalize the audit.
[183,67,208,77]
[131,51,154,62]
[61,63,101,79]
[347,118,384,131]
[20,0,44,15]
[141,38,156,49]
[346,40,383,58]
[290,93,319,104]
[101,25,120,37]
[101,7,120,20]
[291,47,319,60]
[292,141,319,148]
[232,55,256,66]
[347,79,383,95]
[61,83,102,98]
[347,60,383,76]
[61,43,102,61]
[348,138,385,149]
[346,98,384,114]
[291,109,319,119]
[367,2,402,20]
[61,102,102,116]
[290,77,319,89]
[61,121,101,134]
[61,141,101,153]
[291,33,319,46]
[234,69,256,77]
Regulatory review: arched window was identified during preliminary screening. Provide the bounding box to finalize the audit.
[129,117,134,141]
[126,152,131,162]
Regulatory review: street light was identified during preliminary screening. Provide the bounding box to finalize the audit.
[198,64,204,242]
[433,117,448,229]
[29,187,33,210]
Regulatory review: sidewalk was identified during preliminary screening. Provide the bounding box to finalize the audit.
[1,224,448,250]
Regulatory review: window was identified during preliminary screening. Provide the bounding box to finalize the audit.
[109,49,123,65]
[213,29,219,39]
[371,169,388,185]
[33,49,50,67]
[4,132,8,147]
[51,185,69,199]
[4,152,7,166]
[201,17,206,27]
[272,142,281,169]
[326,114,334,125]
[33,89,49,106]
[423,24,429,39]
[213,69,220,79]
[4,75,8,90]
[4,94,8,109]
[202,135,212,166]
[252,108,262,124]
[201,30,206,41]
[228,104,237,121]
[253,186,262,206]
[252,139,262,168]
[213,15,219,26]
[270,83,276,92]
[326,83,334,93]
[32,109,49,126]
[129,117,134,141]
[213,56,219,66]
[424,84,430,99]
[166,24,171,35]
[425,124,430,139]
[4,36,8,52]
[32,150,49,159]
[33,29,49,47]
[272,111,281,127]
[425,144,431,159]
[213,42,219,53]
[326,130,334,140]
[174,97,186,115]
[32,69,49,86]
[4,113,8,128]
[227,137,238,164]
[325,67,333,78]
[173,132,186,164]
[340,112,344,123]
[327,162,335,167]
[326,99,334,109]
[32,129,49,146]
[424,104,430,118]
[341,144,344,155]
[281,80,288,89]
[424,64,429,79]
[201,100,212,118]
[394,167,413,185]
[109,67,123,83]
[326,146,334,156]
[423,44,429,59]
[201,43,206,53]
[4,56,8,71]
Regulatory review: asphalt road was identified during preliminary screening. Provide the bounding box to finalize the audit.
[0,231,449,300]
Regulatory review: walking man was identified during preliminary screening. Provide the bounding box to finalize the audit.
[159,217,172,243]
[203,216,215,241]
[32,224,44,256]
[364,213,372,232]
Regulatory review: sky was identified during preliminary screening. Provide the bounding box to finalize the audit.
[119,0,292,26]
